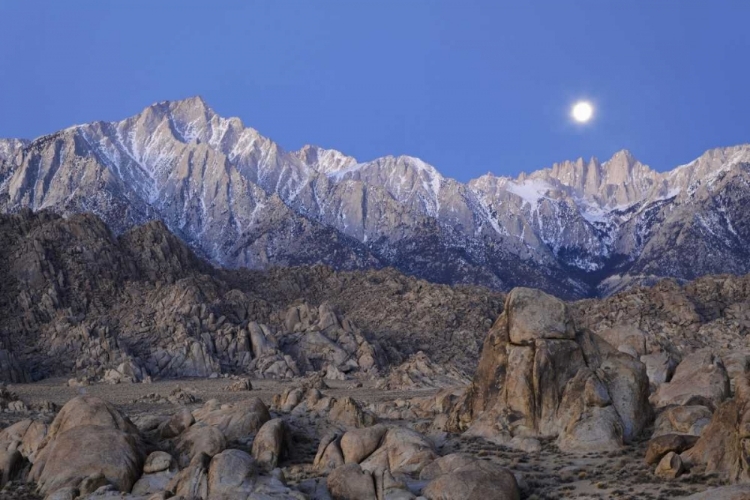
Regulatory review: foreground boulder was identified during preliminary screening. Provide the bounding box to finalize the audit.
[640,351,678,387]
[131,451,178,495]
[193,398,271,442]
[654,451,684,479]
[28,396,144,496]
[0,418,47,464]
[359,427,436,475]
[340,424,387,464]
[251,418,287,470]
[327,463,378,500]
[421,456,520,500]
[449,287,651,452]
[44,395,138,438]
[167,452,210,498]
[207,449,257,499]
[681,397,750,482]
[174,423,227,468]
[313,431,345,473]
[645,434,699,465]
[652,405,713,437]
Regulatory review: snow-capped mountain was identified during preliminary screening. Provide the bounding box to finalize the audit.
[2,96,750,298]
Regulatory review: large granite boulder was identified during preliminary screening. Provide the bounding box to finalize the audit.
[650,350,730,409]
[449,287,651,452]
[28,396,144,497]
[681,397,750,483]
[251,418,287,470]
[193,398,271,442]
[422,458,520,500]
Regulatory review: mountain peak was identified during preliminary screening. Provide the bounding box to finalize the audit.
[609,149,635,160]
[602,149,641,169]
[294,145,358,174]
[168,95,210,110]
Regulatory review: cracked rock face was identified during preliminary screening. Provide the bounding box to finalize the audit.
[450,287,651,452]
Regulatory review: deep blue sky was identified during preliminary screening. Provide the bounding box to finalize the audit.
[1,1,749,181]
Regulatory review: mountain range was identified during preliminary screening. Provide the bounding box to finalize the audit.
[2,96,749,298]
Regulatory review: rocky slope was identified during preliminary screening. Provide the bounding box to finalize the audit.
[0,210,503,384]
[5,275,750,498]
[3,97,750,298]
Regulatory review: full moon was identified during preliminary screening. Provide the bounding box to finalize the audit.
[572,101,594,123]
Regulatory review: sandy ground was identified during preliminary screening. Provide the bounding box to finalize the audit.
[0,378,725,500]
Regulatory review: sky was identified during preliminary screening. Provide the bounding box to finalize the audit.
[1,1,750,182]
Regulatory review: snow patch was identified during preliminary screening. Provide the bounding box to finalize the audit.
[505,179,551,207]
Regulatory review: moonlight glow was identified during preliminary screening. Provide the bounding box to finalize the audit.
[572,101,594,123]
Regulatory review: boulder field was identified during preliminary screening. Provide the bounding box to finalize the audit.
[2,285,750,498]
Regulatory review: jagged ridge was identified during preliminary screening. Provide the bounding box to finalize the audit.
[2,97,750,297]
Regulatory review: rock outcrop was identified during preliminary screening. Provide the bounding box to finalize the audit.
[450,287,651,452]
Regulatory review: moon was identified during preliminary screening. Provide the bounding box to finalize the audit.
[571,101,594,123]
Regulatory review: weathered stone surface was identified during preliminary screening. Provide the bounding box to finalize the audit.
[0,449,22,488]
[599,325,647,358]
[418,453,480,481]
[167,452,210,499]
[640,352,678,387]
[596,353,652,441]
[207,449,257,499]
[376,351,470,390]
[132,468,175,496]
[251,418,286,470]
[556,369,624,453]
[506,288,575,344]
[645,434,699,465]
[224,378,252,392]
[655,451,684,479]
[313,431,345,473]
[158,407,194,439]
[422,459,521,500]
[0,418,47,463]
[45,395,138,439]
[374,467,415,500]
[27,396,144,497]
[682,398,750,482]
[453,289,650,452]
[653,405,713,437]
[143,451,177,474]
[329,396,376,428]
[174,423,227,468]
[340,424,387,465]
[193,398,270,442]
[359,427,436,475]
[0,350,29,383]
[327,463,377,500]
[651,350,730,409]
[29,425,143,495]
